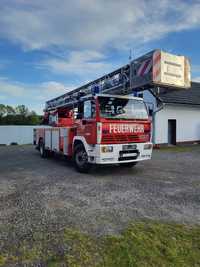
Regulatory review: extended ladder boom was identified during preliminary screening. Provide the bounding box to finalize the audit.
[45,49,191,111]
[45,63,131,111]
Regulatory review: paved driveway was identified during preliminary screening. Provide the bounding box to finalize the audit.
[0,145,200,243]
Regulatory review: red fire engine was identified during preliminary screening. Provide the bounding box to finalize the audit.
[34,50,190,172]
[34,93,152,172]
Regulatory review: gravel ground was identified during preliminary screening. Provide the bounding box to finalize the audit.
[0,144,200,244]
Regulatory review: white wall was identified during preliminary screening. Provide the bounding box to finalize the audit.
[0,125,48,145]
[154,105,200,144]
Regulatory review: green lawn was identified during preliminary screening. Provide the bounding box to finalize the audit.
[1,222,200,267]
[155,145,195,152]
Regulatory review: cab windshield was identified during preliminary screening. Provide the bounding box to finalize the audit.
[98,96,148,120]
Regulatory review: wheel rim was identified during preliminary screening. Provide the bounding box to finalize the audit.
[76,150,88,167]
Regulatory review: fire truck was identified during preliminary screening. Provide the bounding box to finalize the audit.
[34,49,190,172]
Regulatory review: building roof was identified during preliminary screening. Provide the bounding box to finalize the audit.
[151,82,200,106]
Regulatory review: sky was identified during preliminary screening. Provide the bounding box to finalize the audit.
[0,0,200,114]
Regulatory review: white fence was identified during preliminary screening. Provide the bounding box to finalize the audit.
[0,125,48,145]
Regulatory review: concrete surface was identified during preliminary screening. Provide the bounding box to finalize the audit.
[0,145,200,246]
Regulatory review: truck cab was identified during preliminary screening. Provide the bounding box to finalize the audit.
[72,94,152,171]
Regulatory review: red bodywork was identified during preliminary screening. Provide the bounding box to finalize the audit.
[76,119,97,144]
[100,119,151,144]
[74,97,151,145]
[35,96,151,156]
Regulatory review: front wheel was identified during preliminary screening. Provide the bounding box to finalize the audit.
[120,162,138,168]
[74,145,91,173]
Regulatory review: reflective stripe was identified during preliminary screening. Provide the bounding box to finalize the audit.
[153,50,161,81]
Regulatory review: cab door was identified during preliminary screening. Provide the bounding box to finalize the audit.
[77,100,97,144]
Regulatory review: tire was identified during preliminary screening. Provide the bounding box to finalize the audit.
[120,162,138,168]
[39,139,48,158]
[74,144,91,173]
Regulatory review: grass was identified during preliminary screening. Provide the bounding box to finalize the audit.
[156,145,195,152]
[1,222,200,267]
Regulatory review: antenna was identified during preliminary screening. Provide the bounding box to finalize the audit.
[129,49,133,90]
[129,49,132,61]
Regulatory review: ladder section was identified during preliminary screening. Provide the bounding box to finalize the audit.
[45,49,191,111]
[45,64,131,111]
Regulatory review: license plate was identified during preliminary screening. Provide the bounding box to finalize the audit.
[122,153,137,157]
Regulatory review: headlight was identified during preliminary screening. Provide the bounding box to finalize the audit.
[144,144,153,150]
[101,146,113,153]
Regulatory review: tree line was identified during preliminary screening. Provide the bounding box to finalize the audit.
[0,104,42,125]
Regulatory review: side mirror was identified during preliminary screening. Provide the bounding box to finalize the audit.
[148,108,153,116]
[76,113,83,119]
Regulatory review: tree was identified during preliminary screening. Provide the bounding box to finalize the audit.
[29,110,37,116]
[6,105,16,115]
[0,104,6,117]
[15,105,29,116]
[0,104,42,125]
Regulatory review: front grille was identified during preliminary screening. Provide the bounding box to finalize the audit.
[102,134,141,143]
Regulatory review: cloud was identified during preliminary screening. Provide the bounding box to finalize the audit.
[37,81,75,100]
[0,77,76,114]
[39,50,113,79]
[0,77,74,99]
[193,77,200,82]
[0,0,200,52]
[0,78,26,97]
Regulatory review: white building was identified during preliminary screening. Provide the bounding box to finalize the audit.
[142,82,200,145]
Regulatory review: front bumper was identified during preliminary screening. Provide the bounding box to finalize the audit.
[87,142,153,164]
